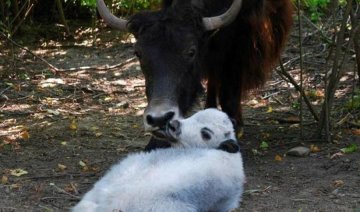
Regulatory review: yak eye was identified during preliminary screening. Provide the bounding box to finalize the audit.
[187,46,196,59]
[201,127,213,141]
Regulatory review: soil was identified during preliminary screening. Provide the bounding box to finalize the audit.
[0,22,359,212]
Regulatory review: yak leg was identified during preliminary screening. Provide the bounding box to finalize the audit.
[205,73,218,108]
[219,81,244,139]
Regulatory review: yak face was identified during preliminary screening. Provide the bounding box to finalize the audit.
[128,6,205,136]
[97,0,245,137]
[166,108,237,149]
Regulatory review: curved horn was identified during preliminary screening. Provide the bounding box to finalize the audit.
[202,0,243,31]
[97,0,128,30]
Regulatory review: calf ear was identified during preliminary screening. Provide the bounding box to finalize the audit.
[217,139,239,153]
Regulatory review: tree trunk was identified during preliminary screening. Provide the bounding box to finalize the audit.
[0,0,5,24]
[55,0,70,35]
[11,0,20,25]
[329,0,339,15]
[351,9,360,84]
[355,33,360,84]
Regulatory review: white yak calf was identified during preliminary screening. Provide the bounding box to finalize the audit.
[72,108,245,212]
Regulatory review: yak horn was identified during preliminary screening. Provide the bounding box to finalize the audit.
[97,0,128,30]
[203,0,243,31]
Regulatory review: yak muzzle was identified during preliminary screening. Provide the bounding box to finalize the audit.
[143,101,181,139]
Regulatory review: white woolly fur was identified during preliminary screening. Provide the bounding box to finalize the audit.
[72,109,245,212]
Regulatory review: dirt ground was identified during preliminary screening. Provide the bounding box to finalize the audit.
[1,22,360,212]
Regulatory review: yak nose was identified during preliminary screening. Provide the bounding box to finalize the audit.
[167,120,181,137]
[146,111,175,129]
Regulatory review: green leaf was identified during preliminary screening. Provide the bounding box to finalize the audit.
[260,141,269,150]
[340,144,359,154]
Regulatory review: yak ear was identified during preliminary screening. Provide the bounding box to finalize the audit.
[217,139,240,153]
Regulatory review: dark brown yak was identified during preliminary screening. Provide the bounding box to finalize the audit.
[97,0,293,150]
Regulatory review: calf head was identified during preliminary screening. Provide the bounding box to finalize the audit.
[166,108,237,150]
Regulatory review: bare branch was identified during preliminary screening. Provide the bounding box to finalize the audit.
[276,59,320,122]
[317,0,353,140]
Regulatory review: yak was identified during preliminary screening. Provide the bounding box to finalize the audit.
[97,0,293,150]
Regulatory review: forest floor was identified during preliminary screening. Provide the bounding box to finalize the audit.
[0,21,360,212]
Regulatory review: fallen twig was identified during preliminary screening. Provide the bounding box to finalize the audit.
[1,31,138,74]
[244,186,272,195]
[57,57,137,72]
[14,173,96,181]
[0,32,59,73]
[261,91,282,100]
[347,121,360,128]
[0,86,11,96]
[50,183,80,199]
[335,113,353,127]
[272,96,284,105]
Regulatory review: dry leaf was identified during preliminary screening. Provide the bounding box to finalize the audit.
[315,90,324,97]
[275,154,283,161]
[286,116,300,123]
[246,99,259,106]
[310,144,321,153]
[10,183,21,190]
[262,133,270,139]
[46,109,60,116]
[332,180,344,188]
[64,183,78,193]
[289,124,300,129]
[330,152,344,159]
[10,169,28,177]
[95,132,103,137]
[1,175,8,184]
[79,160,87,167]
[79,160,89,171]
[351,129,360,136]
[90,126,100,131]
[20,131,30,139]
[69,119,77,131]
[58,164,67,171]
[266,106,273,113]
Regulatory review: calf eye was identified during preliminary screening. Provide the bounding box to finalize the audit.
[201,128,213,141]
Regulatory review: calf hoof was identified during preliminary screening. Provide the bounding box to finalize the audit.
[144,137,171,152]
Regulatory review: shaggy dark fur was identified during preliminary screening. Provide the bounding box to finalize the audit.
[128,0,293,141]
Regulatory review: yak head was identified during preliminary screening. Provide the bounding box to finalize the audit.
[97,0,243,139]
